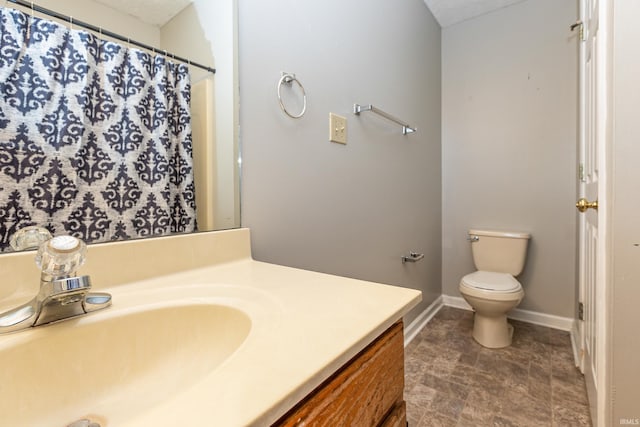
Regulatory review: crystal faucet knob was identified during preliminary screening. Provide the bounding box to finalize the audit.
[36,235,87,279]
[9,226,53,251]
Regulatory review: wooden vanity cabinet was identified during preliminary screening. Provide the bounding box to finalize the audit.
[273,321,406,427]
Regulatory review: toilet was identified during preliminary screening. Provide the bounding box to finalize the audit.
[459,229,531,348]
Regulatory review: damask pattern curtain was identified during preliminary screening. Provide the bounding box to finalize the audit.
[0,7,197,251]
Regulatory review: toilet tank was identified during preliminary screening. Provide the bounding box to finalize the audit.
[469,229,531,276]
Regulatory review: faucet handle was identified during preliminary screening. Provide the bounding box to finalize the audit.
[36,235,87,280]
[9,226,52,251]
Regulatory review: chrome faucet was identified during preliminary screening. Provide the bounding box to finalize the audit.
[0,227,111,334]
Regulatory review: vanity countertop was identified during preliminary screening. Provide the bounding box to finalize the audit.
[119,259,420,426]
[0,229,421,426]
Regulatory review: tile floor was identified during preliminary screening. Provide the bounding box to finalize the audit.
[404,306,592,426]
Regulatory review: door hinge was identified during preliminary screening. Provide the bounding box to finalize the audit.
[578,302,585,321]
[570,20,585,41]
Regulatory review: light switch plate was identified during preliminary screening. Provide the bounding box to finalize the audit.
[329,113,347,144]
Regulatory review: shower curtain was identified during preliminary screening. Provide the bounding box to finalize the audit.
[0,7,197,251]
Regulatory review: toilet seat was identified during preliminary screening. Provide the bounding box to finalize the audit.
[460,271,523,300]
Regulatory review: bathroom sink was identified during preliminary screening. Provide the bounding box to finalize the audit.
[0,230,422,426]
[0,289,253,427]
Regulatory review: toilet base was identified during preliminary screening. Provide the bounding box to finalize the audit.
[472,312,514,348]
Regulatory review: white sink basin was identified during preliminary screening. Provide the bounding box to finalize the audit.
[0,285,255,427]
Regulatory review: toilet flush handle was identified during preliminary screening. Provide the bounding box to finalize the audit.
[467,235,479,242]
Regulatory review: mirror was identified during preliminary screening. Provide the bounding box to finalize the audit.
[0,0,240,252]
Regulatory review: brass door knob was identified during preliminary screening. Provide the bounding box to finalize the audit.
[576,198,598,213]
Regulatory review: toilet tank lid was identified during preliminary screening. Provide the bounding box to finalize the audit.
[469,229,531,239]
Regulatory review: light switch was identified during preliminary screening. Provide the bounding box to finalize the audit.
[329,113,347,144]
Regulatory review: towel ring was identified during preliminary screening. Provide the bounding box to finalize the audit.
[277,72,307,119]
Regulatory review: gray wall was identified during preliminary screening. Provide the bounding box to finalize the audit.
[441,0,578,317]
[239,0,442,324]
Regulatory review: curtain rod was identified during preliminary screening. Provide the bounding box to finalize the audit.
[5,0,216,74]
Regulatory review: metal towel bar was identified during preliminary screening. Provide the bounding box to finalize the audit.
[353,104,416,135]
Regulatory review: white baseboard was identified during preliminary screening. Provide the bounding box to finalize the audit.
[441,295,575,332]
[404,296,444,347]
[442,294,472,311]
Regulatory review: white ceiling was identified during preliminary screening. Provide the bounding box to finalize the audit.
[94,0,522,29]
[93,0,192,27]
[423,0,526,27]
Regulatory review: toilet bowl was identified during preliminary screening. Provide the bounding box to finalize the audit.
[459,230,530,348]
[460,271,524,348]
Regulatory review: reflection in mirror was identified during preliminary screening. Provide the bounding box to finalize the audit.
[0,0,240,253]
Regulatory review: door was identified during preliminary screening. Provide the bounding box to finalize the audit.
[577,0,611,425]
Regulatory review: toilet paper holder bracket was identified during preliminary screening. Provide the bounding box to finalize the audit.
[402,252,424,263]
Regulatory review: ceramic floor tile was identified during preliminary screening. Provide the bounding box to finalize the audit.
[417,410,459,427]
[406,352,428,390]
[456,348,479,367]
[404,307,591,427]
[548,328,572,347]
[447,363,477,388]
[406,383,438,425]
[552,360,586,385]
[434,306,468,321]
[459,388,501,425]
[503,343,550,368]
[442,331,478,354]
[420,372,471,400]
[476,351,529,382]
[420,324,451,345]
[551,377,590,407]
[430,391,466,421]
[467,367,507,397]
[528,374,553,402]
[552,401,592,427]
[497,387,552,425]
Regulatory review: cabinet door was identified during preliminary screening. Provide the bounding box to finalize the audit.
[274,321,405,427]
[380,401,407,427]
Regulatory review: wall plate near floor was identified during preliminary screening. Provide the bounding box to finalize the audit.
[329,112,347,144]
